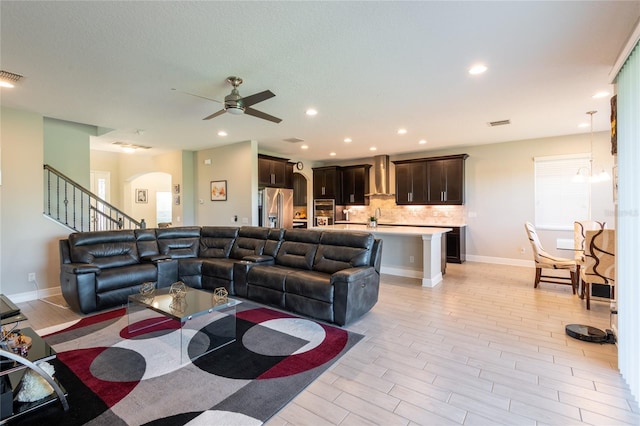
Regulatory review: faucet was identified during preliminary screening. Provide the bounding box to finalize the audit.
[343,209,351,221]
[374,207,381,221]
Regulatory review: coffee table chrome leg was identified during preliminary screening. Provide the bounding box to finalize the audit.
[0,349,69,411]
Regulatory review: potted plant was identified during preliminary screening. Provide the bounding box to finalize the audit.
[369,216,377,228]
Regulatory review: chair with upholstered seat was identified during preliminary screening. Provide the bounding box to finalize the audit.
[574,221,605,298]
[581,229,615,310]
[524,222,577,293]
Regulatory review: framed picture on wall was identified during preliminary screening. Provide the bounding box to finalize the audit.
[174,195,180,205]
[211,180,227,201]
[173,184,180,194]
[136,188,148,204]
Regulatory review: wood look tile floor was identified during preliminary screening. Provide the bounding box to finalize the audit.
[14,262,640,425]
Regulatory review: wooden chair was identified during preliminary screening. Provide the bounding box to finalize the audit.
[524,222,577,293]
[574,221,606,298]
[581,229,615,310]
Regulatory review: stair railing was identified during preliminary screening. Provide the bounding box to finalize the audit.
[44,164,142,232]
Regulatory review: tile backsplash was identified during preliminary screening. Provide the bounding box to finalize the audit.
[336,195,465,226]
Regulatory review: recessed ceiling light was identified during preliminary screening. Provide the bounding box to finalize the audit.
[592,91,610,99]
[419,139,427,145]
[370,147,377,151]
[329,152,336,156]
[306,108,318,116]
[469,64,488,75]
[344,138,352,143]
[397,128,407,135]
[217,130,228,136]
[578,122,589,128]
[301,144,309,150]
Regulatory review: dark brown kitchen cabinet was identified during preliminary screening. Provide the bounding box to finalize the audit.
[393,160,427,205]
[258,154,292,188]
[427,154,468,205]
[394,154,467,205]
[313,166,341,199]
[341,165,370,205]
[293,172,307,206]
[446,226,466,263]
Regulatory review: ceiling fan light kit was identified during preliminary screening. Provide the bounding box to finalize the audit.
[201,76,282,123]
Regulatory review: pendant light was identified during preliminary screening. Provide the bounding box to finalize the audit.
[573,111,611,183]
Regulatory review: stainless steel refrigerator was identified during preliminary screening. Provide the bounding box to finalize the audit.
[259,187,293,229]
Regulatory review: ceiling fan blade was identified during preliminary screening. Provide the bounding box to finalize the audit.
[242,90,275,107]
[245,107,282,123]
[171,88,222,103]
[203,109,227,120]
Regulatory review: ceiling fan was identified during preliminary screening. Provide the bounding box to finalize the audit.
[198,76,282,123]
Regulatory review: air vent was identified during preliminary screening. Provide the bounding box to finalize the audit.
[283,137,304,143]
[112,141,151,150]
[488,119,511,127]
[0,70,23,86]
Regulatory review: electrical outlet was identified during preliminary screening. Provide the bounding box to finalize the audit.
[28,272,36,282]
[409,256,415,263]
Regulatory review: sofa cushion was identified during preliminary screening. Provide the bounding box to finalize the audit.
[135,229,160,258]
[200,226,238,258]
[68,230,139,268]
[95,263,157,293]
[264,228,285,257]
[230,226,270,259]
[314,232,374,274]
[247,265,294,291]
[285,270,334,303]
[275,229,322,270]
[202,258,237,281]
[156,226,201,258]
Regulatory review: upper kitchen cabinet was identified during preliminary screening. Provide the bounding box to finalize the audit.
[394,154,468,205]
[341,164,371,205]
[393,160,428,205]
[313,166,341,199]
[426,154,468,205]
[258,154,293,188]
[293,172,308,206]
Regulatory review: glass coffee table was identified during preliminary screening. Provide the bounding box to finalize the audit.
[127,286,240,364]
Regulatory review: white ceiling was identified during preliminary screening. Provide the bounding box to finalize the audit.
[1,1,639,162]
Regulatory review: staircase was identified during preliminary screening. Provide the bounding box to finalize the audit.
[44,164,142,232]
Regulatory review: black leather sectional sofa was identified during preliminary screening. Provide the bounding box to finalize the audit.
[59,226,382,326]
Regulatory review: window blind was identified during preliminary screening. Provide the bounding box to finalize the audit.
[615,41,640,405]
[534,154,590,230]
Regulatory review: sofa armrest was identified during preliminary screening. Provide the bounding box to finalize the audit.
[331,266,380,326]
[60,263,100,314]
[233,260,264,297]
[61,263,101,275]
[243,254,275,264]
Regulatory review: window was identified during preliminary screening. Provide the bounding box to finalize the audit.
[156,192,172,224]
[534,154,590,230]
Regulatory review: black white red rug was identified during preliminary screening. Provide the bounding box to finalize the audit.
[14,302,363,425]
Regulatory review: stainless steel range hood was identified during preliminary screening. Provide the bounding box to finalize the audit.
[366,155,394,196]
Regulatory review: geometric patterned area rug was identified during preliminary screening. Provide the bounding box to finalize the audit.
[14,301,363,425]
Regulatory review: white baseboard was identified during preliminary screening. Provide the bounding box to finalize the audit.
[465,255,533,268]
[8,287,62,304]
[380,265,423,279]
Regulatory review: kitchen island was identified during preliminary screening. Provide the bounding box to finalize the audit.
[311,224,451,287]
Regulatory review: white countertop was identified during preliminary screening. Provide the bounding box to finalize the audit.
[335,220,466,227]
[311,224,452,236]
